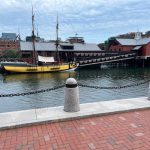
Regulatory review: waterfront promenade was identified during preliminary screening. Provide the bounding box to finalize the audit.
[0,97,150,149]
[0,109,150,150]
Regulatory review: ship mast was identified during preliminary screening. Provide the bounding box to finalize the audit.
[32,6,37,65]
[55,14,60,63]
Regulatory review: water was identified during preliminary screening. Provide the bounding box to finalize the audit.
[0,67,150,113]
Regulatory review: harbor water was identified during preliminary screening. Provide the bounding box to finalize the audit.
[0,67,150,113]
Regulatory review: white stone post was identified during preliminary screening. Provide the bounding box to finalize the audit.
[64,78,80,112]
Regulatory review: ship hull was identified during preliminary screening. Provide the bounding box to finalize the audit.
[0,62,30,73]
[3,63,78,73]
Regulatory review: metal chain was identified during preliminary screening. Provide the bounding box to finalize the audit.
[78,80,150,89]
[0,85,65,97]
[0,80,149,97]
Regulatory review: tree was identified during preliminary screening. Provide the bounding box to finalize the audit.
[0,50,21,58]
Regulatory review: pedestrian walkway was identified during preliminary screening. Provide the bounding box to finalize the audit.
[0,109,150,150]
[0,97,150,129]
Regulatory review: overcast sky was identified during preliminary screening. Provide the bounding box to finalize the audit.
[0,0,150,43]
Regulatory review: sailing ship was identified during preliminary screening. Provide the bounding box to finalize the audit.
[1,9,78,74]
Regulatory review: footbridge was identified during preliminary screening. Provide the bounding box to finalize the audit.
[78,53,136,67]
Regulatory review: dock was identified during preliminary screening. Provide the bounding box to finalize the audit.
[78,53,136,67]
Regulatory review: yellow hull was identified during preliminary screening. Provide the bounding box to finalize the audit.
[4,63,78,73]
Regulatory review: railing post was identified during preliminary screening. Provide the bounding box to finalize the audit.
[64,78,80,112]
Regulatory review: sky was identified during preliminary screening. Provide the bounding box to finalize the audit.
[0,0,150,43]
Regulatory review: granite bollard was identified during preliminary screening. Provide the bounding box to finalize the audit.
[64,78,80,112]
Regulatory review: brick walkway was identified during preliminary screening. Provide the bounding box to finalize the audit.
[0,109,150,150]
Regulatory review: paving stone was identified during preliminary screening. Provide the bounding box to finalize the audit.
[135,112,140,115]
[78,127,85,130]
[127,134,135,142]
[107,137,117,146]
[90,121,96,125]
[52,143,58,150]
[130,123,137,128]
[44,135,50,141]
[135,132,144,137]
[88,143,96,149]
[119,116,126,121]
[0,109,150,150]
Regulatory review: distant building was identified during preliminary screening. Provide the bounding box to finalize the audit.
[26,36,44,42]
[108,32,150,59]
[67,37,85,44]
[0,33,20,56]
[98,43,105,50]
[116,32,143,39]
[1,33,17,40]
[20,40,102,63]
[116,31,150,39]
[144,31,150,38]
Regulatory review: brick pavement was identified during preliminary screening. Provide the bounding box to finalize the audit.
[0,109,150,150]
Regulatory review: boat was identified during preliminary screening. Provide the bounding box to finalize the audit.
[2,9,78,74]
[2,63,78,73]
[0,61,30,73]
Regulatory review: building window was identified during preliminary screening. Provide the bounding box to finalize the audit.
[60,45,74,50]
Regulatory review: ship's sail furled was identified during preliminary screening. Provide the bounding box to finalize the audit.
[38,55,55,63]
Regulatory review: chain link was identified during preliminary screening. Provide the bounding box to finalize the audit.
[0,80,149,97]
[78,80,150,89]
[0,85,65,97]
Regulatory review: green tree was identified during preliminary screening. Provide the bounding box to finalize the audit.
[0,50,21,58]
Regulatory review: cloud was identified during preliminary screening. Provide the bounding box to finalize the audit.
[0,0,150,43]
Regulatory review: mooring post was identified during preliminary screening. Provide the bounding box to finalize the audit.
[64,78,80,112]
[148,83,150,100]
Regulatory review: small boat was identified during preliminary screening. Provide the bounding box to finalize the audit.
[2,9,78,74]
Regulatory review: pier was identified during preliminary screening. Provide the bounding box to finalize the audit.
[78,52,136,67]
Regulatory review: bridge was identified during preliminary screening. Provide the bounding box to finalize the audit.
[78,53,136,67]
